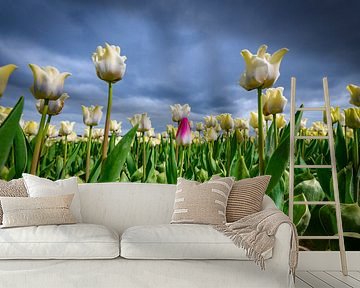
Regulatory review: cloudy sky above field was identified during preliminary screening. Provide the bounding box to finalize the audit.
[1,0,359,133]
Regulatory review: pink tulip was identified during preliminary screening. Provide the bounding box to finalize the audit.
[176,117,191,146]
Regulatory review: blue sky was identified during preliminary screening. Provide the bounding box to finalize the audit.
[1,0,359,134]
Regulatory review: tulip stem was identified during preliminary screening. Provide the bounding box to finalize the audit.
[41,115,52,154]
[273,114,278,147]
[179,147,185,177]
[85,126,93,183]
[30,99,49,175]
[353,128,359,204]
[226,131,231,176]
[62,135,68,179]
[257,88,265,175]
[142,132,146,183]
[101,82,113,164]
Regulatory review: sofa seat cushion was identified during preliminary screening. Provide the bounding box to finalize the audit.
[0,223,119,259]
[121,224,272,260]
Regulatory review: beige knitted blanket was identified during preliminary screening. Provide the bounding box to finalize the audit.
[214,208,298,276]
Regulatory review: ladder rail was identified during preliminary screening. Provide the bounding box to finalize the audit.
[289,77,296,222]
[323,77,348,275]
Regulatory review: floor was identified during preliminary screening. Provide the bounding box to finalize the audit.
[296,271,360,288]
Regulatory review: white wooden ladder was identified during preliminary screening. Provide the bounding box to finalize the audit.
[289,77,348,276]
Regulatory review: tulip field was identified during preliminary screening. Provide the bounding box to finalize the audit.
[0,44,359,251]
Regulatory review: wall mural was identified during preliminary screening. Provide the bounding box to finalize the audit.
[0,1,359,252]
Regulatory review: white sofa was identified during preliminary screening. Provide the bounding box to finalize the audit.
[0,183,294,288]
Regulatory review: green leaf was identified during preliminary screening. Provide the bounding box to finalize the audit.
[126,153,137,176]
[0,96,24,170]
[99,125,138,182]
[316,155,332,199]
[165,136,177,184]
[13,124,27,178]
[330,164,355,204]
[88,157,102,183]
[335,123,347,170]
[320,203,360,235]
[265,108,303,194]
[230,154,250,180]
[294,178,325,210]
[145,148,155,182]
[61,143,81,179]
[284,193,311,235]
[268,178,285,210]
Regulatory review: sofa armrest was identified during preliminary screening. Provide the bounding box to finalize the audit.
[267,215,295,287]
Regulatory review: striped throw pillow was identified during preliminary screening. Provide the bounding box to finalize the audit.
[212,175,271,222]
[171,177,234,225]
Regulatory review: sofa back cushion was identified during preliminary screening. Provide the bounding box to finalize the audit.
[77,183,276,235]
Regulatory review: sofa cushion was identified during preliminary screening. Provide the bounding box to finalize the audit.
[22,174,82,222]
[121,224,272,260]
[0,223,119,259]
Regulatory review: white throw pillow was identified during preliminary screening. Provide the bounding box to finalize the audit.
[22,174,82,222]
[121,224,272,260]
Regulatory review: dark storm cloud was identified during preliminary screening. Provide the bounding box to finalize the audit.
[1,0,359,133]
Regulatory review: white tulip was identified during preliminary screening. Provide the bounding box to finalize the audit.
[204,127,218,142]
[128,114,142,127]
[36,93,69,116]
[234,118,249,130]
[239,45,288,91]
[92,43,127,83]
[0,106,12,124]
[204,115,218,128]
[0,64,17,98]
[93,128,104,139]
[82,105,103,127]
[249,112,265,129]
[128,113,151,132]
[195,122,204,131]
[262,87,287,115]
[300,118,308,129]
[170,104,191,122]
[29,64,71,100]
[347,84,360,107]
[276,114,287,129]
[145,127,155,137]
[139,113,152,132]
[46,124,58,138]
[216,113,234,131]
[23,121,39,136]
[66,131,78,142]
[59,121,75,136]
[110,120,122,134]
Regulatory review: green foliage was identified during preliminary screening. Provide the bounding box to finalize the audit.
[99,125,138,182]
[0,97,24,171]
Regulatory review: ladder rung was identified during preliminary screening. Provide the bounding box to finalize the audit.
[295,136,329,140]
[298,236,339,240]
[296,107,326,111]
[294,165,332,169]
[294,201,336,205]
